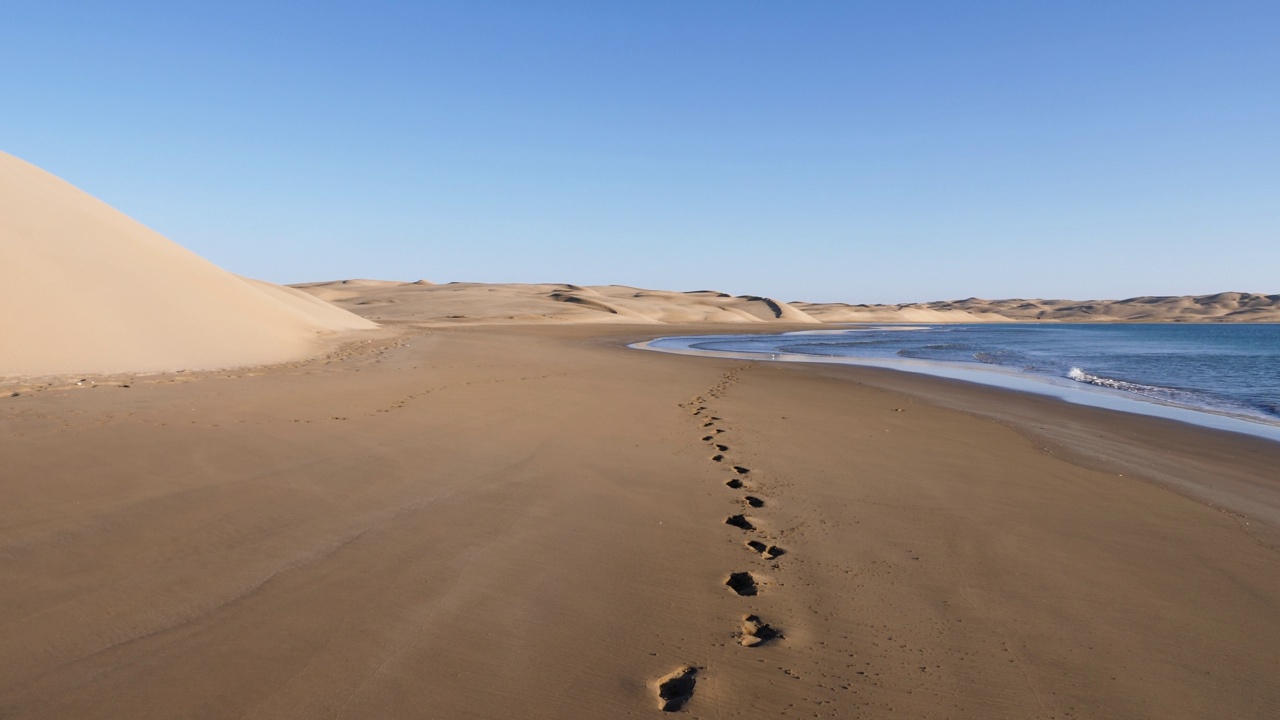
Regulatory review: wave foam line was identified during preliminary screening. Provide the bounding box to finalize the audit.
[1066,366,1155,393]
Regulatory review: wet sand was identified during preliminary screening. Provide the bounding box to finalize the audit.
[3,324,1279,719]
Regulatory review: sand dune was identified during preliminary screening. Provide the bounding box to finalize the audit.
[293,280,823,325]
[295,279,1278,326]
[932,293,1280,321]
[790,302,1015,323]
[797,293,1280,323]
[0,152,376,379]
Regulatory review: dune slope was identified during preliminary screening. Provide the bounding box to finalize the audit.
[0,152,375,378]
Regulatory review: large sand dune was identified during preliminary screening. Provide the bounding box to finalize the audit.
[0,152,375,379]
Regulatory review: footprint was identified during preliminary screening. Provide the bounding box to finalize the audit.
[714,444,729,452]
[746,540,785,559]
[725,478,744,489]
[743,496,764,508]
[740,615,781,647]
[701,435,714,441]
[725,571,759,596]
[725,514,755,531]
[732,466,750,475]
[656,666,699,712]
[711,454,725,462]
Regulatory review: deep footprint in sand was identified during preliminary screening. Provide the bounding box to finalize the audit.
[743,495,764,508]
[656,666,698,712]
[714,444,729,452]
[711,454,725,462]
[725,514,754,531]
[746,540,785,559]
[740,615,781,647]
[725,571,759,596]
[725,478,744,489]
[732,466,750,475]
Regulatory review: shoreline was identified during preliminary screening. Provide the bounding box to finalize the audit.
[630,327,1280,548]
[4,323,1279,718]
[635,331,1280,444]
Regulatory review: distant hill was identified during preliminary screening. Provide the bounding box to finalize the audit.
[795,293,1280,323]
[294,281,1280,325]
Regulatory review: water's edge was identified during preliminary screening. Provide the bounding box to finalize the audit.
[632,336,1280,444]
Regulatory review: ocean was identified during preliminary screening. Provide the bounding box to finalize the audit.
[642,324,1280,441]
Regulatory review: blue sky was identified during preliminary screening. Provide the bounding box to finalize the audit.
[4,1,1277,303]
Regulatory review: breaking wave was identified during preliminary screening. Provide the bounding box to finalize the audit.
[1066,366,1191,404]
[1066,366,1280,422]
[1066,366,1152,392]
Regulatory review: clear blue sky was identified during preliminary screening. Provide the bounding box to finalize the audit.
[4,1,1277,303]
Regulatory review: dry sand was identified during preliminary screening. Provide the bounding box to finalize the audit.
[0,151,375,379]
[4,319,1280,719]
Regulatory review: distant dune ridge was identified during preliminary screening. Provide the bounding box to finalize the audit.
[295,280,1280,326]
[860,294,1280,322]
[293,280,826,325]
[0,151,376,379]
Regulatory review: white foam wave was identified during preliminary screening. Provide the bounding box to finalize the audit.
[1067,366,1144,392]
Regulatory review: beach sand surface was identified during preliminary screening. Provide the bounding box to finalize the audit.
[4,321,1280,719]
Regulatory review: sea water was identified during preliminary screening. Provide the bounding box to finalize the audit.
[641,324,1280,442]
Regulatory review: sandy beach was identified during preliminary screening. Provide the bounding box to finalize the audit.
[4,153,1279,718]
[5,321,1280,719]
[8,2,1279,715]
